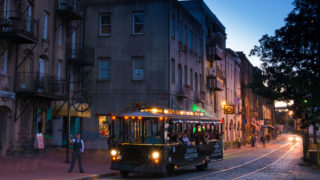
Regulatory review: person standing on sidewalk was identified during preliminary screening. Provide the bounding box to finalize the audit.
[68,132,85,173]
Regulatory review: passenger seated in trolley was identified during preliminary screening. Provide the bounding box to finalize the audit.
[182,131,191,146]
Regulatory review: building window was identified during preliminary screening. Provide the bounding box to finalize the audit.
[190,69,193,90]
[43,12,48,40]
[189,31,192,50]
[98,115,109,137]
[98,58,110,80]
[100,14,111,36]
[58,25,62,46]
[0,49,8,74]
[198,38,202,56]
[133,12,144,34]
[200,74,203,92]
[195,73,198,93]
[178,23,181,42]
[26,4,32,32]
[70,74,74,90]
[171,15,175,38]
[132,57,144,80]
[194,34,197,52]
[184,25,187,46]
[171,59,175,83]
[184,65,187,86]
[57,61,61,80]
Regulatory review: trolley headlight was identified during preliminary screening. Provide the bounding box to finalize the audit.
[152,151,160,159]
[289,137,293,141]
[110,149,117,156]
[295,137,301,141]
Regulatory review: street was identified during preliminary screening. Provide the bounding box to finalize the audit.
[100,134,319,180]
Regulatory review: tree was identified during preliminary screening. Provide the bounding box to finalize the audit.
[251,0,320,143]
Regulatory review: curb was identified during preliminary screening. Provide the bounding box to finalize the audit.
[70,172,119,180]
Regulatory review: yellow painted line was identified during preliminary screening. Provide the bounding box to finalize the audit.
[187,142,290,180]
[232,143,298,180]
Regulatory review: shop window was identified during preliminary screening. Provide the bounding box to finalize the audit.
[98,115,109,137]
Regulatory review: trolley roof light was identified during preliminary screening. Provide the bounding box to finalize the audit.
[152,151,160,159]
[140,108,205,117]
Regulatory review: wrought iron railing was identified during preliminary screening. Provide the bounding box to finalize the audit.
[66,44,94,66]
[56,0,83,19]
[15,72,68,98]
[0,10,38,42]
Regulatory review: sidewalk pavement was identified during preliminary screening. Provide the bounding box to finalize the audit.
[0,148,117,180]
[0,137,285,180]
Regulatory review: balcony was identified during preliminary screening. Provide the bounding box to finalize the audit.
[15,72,68,100]
[214,45,224,60]
[195,91,205,103]
[177,85,191,99]
[67,45,94,66]
[0,11,38,44]
[56,0,83,20]
[207,76,224,91]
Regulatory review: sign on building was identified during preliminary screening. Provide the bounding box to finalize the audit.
[224,105,234,114]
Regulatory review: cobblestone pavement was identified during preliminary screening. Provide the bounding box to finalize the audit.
[100,135,320,180]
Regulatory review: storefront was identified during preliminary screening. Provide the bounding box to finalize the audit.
[52,103,91,147]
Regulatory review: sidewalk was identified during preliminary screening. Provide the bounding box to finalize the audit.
[0,148,117,180]
[0,137,285,180]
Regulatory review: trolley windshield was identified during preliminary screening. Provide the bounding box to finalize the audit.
[111,117,165,144]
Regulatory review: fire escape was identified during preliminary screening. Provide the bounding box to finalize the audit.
[0,0,42,123]
[56,0,93,114]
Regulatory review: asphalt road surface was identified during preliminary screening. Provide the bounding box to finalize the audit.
[100,134,320,180]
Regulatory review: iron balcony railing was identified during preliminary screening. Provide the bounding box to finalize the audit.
[15,72,68,99]
[0,10,38,43]
[56,0,83,20]
[66,44,94,66]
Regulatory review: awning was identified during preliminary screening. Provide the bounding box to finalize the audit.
[53,103,91,118]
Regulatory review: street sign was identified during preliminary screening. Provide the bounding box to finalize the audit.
[224,105,234,114]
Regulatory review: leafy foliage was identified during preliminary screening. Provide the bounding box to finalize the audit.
[250,0,320,128]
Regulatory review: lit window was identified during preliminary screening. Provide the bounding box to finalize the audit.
[100,14,111,35]
[133,12,144,34]
[98,115,109,137]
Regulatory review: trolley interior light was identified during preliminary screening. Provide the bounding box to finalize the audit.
[112,116,116,120]
[124,116,129,120]
[138,116,142,120]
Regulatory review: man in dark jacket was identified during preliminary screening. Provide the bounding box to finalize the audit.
[68,132,85,173]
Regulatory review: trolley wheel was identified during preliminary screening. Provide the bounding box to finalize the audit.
[164,164,175,177]
[120,171,129,178]
[196,161,208,171]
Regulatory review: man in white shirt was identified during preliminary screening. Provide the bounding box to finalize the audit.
[68,132,85,173]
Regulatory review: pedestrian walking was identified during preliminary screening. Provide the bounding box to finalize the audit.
[260,136,266,147]
[251,135,255,147]
[68,132,85,173]
[237,136,241,148]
